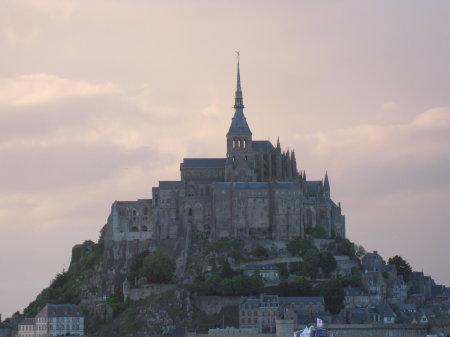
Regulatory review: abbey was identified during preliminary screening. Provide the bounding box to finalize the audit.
[107,61,345,244]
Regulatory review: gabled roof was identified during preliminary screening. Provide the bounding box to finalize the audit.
[19,318,35,326]
[36,304,82,318]
[278,296,324,305]
[180,158,226,169]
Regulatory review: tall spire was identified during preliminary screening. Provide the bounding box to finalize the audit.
[234,51,244,110]
[227,52,251,136]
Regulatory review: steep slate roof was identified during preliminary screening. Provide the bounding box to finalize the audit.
[306,181,322,194]
[278,296,324,305]
[214,181,295,190]
[180,158,226,169]
[19,318,35,326]
[227,110,252,135]
[253,140,274,151]
[376,304,396,318]
[36,304,82,318]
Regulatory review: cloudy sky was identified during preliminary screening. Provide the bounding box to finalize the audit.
[1,0,449,317]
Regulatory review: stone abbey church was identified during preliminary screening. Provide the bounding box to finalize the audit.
[106,62,345,246]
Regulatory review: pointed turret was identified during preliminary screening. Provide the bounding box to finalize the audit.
[227,53,251,136]
[323,171,330,197]
[291,149,298,178]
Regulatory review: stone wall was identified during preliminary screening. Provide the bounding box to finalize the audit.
[124,284,177,301]
[0,328,11,337]
[193,296,242,315]
[323,324,427,337]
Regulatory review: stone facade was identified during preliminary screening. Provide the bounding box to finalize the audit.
[16,304,84,337]
[104,61,346,264]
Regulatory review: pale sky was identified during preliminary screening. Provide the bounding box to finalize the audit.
[1,0,449,318]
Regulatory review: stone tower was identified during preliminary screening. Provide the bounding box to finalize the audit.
[225,54,256,182]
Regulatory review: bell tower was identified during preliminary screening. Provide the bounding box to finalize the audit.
[225,53,255,182]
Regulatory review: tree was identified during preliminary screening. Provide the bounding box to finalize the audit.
[315,279,344,314]
[276,277,312,297]
[231,274,263,296]
[388,255,412,281]
[254,245,269,258]
[303,248,320,278]
[220,260,235,278]
[335,238,355,258]
[218,278,234,296]
[319,251,337,277]
[140,249,175,284]
[204,274,223,295]
[287,239,314,257]
[354,244,366,259]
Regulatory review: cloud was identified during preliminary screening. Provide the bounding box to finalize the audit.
[0,74,119,106]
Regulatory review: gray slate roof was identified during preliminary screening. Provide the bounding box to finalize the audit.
[36,304,82,318]
[253,140,274,151]
[19,318,35,326]
[227,110,252,135]
[306,181,322,194]
[215,181,295,190]
[159,181,183,190]
[279,296,324,305]
[180,158,226,169]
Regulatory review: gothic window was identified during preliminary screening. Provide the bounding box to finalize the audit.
[132,209,137,216]
[188,208,192,216]
[143,207,148,216]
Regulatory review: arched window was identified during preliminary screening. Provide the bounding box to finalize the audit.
[143,207,148,216]
[243,139,247,148]
[132,209,137,216]
[188,208,192,216]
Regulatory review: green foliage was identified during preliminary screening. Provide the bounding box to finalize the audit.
[24,237,104,317]
[388,255,412,281]
[210,238,244,261]
[220,260,235,279]
[274,277,312,297]
[127,250,150,284]
[204,274,223,295]
[276,263,289,279]
[106,291,128,318]
[231,274,264,296]
[319,251,337,277]
[341,274,362,288]
[140,249,175,284]
[218,278,234,296]
[303,248,320,278]
[193,273,263,296]
[286,239,314,257]
[253,245,269,258]
[288,262,304,276]
[314,278,344,314]
[335,238,355,257]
